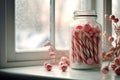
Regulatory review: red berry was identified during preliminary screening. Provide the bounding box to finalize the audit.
[114,57,120,65]
[109,15,115,20]
[76,25,83,30]
[106,53,112,60]
[101,66,109,74]
[113,18,119,23]
[60,64,68,72]
[102,51,106,59]
[93,25,101,33]
[109,46,115,51]
[111,63,117,70]
[60,56,70,65]
[114,66,120,75]
[86,58,94,65]
[83,23,92,32]
[45,63,52,71]
[114,52,119,58]
[108,36,114,42]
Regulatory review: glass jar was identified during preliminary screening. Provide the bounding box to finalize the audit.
[69,11,102,69]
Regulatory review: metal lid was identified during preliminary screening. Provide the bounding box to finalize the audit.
[74,10,97,17]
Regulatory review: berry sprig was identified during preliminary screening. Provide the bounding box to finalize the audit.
[101,15,120,76]
[44,56,69,72]
[43,41,69,72]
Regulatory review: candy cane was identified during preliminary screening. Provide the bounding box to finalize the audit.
[73,32,86,63]
[71,36,77,63]
[80,34,89,61]
[85,33,93,58]
[78,32,93,63]
[71,30,81,63]
[74,38,82,62]
[83,33,90,58]
[74,46,83,63]
[84,33,96,64]
[88,33,97,64]
[72,31,88,63]
[81,33,89,58]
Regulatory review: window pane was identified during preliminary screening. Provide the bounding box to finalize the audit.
[112,0,120,46]
[15,0,50,51]
[55,0,81,49]
[112,0,120,36]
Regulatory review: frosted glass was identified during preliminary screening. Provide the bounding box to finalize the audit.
[15,0,50,50]
[55,0,85,49]
[15,0,90,50]
[112,0,120,46]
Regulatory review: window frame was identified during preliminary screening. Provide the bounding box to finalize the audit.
[0,0,112,68]
[0,0,56,68]
[6,0,52,61]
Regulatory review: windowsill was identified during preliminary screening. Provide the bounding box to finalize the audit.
[0,62,120,80]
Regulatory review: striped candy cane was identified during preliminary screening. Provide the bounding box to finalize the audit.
[73,31,86,63]
[72,29,88,63]
[71,37,77,63]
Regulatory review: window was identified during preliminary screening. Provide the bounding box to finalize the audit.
[0,0,111,68]
[0,0,51,67]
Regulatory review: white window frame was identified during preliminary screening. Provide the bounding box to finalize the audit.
[0,0,57,68]
[0,0,111,68]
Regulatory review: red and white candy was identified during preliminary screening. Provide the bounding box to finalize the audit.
[108,36,114,42]
[70,22,101,65]
[60,63,68,72]
[60,56,70,65]
[101,66,109,74]
[58,56,69,72]
[44,62,52,71]
[86,57,95,65]
[114,57,120,65]
[114,66,120,75]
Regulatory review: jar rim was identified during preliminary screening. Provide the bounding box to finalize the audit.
[74,10,97,17]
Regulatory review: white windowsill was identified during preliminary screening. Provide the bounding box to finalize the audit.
[0,62,120,80]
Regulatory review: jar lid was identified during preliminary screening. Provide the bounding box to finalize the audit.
[74,10,97,17]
